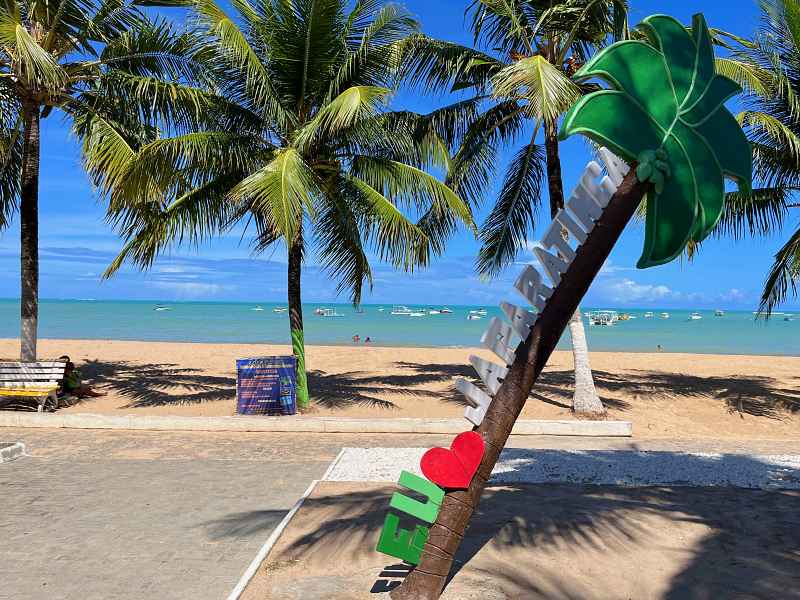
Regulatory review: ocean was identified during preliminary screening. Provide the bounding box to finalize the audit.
[0,299,797,356]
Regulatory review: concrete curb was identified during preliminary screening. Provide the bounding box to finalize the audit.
[0,412,632,436]
[0,441,25,463]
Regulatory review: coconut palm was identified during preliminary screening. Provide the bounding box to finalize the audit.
[403,0,628,416]
[392,13,751,599]
[708,0,800,314]
[0,0,206,361]
[91,0,474,408]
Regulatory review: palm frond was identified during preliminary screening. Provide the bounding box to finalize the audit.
[229,148,317,241]
[492,55,580,122]
[759,226,800,315]
[295,85,389,151]
[476,140,545,277]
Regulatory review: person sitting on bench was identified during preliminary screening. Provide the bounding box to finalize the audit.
[58,356,105,399]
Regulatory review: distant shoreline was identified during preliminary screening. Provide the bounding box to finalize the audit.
[0,338,797,358]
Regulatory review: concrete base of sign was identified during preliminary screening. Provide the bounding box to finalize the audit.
[0,412,633,436]
[0,441,25,463]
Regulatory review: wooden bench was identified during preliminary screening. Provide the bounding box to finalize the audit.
[0,361,68,412]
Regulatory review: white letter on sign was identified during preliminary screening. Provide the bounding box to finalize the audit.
[469,355,507,395]
[480,317,516,365]
[514,265,552,312]
[500,301,536,339]
[533,246,569,286]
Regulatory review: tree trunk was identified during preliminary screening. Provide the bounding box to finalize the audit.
[287,224,309,408]
[19,102,41,362]
[543,119,604,417]
[568,308,605,416]
[391,170,650,600]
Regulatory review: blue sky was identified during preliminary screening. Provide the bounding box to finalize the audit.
[0,0,796,309]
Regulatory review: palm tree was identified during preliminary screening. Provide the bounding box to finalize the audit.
[403,0,629,417]
[0,0,205,361]
[392,13,751,599]
[90,0,474,408]
[709,0,800,314]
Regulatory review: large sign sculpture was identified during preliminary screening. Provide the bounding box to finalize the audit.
[378,13,753,600]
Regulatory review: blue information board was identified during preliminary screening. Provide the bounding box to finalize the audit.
[236,356,297,415]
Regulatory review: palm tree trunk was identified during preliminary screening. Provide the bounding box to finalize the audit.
[543,119,604,417]
[287,224,309,409]
[19,102,40,362]
[391,171,649,600]
[568,308,604,416]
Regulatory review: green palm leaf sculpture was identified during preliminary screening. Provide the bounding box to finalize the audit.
[560,13,753,267]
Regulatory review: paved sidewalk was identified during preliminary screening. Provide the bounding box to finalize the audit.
[0,429,345,600]
[1,428,797,600]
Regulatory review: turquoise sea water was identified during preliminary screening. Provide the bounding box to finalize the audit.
[0,299,797,355]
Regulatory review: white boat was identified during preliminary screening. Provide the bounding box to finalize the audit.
[314,307,326,315]
[377,307,385,312]
[252,306,265,311]
[590,310,617,326]
[785,314,793,322]
[644,312,654,318]
[154,305,171,312]
[391,305,412,315]
[689,312,702,320]
[440,307,453,314]
[409,311,426,317]
[660,312,670,319]
[273,307,288,313]
[318,308,344,318]
[467,313,482,320]
[428,309,441,315]
[715,309,724,316]
[475,307,488,316]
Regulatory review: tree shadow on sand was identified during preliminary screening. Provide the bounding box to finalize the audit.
[230,452,800,599]
[76,359,236,408]
[306,367,463,410]
[395,362,800,419]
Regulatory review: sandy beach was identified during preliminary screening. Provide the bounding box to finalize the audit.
[241,481,800,600]
[1,338,798,440]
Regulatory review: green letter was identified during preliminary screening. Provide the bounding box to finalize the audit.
[389,470,445,524]
[376,512,429,565]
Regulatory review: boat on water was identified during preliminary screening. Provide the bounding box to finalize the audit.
[784,314,793,322]
[154,305,171,312]
[467,313,482,320]
[440,307,453,314]
[428,309,441,315]
[715,309,724,316]
[318,308,344,318]
[409,311,426,317]
[251,306,264,311]
[644,311,654,318]
[273,307,288,313]
[313,307,326,315]
[689,312,703,320]
[475,307,488,316]
[377,307,385,312]
[391,305,412,315]
[590,310,617,326]
[660,312,670,319]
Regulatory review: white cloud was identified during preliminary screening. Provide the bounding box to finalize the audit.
[604,278,674,302]
[149,281,228,298]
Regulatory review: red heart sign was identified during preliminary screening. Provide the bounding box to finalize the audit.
[420,431,484,489]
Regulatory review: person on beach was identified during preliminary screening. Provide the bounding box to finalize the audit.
[58,356,106,399]
[352,334,360,344]
[364,337,371,344]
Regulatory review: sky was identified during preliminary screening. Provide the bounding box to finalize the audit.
[0,0,796,309]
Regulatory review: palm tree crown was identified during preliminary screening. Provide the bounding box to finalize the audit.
[0,0,205,360]
[92,0,474,405]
